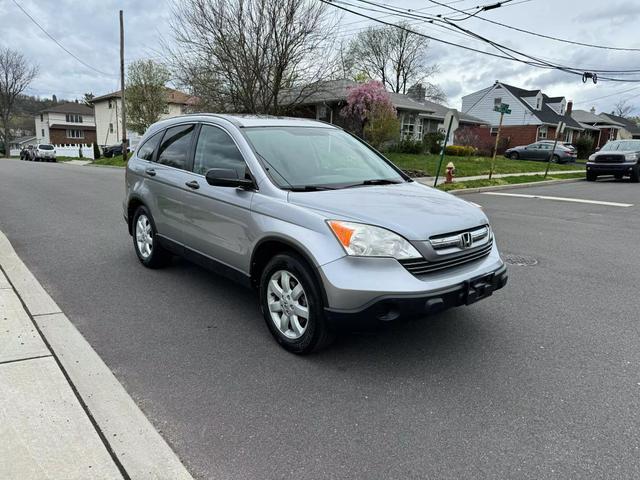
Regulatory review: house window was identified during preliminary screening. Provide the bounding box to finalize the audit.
[564,130,573,143]
[536,98,542,110]
[490,127,499,136]
[538,125,548,139]
[41,129,45,137]
[66,129,84,139]
[65,114,83,123]
[40,114,43,122]
[494,97,502,107]
[609,129,617,140]
[109,123,114,133]
[401,113,417,138]
[108,100,112,109]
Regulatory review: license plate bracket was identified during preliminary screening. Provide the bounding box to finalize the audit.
[463,273,495,305]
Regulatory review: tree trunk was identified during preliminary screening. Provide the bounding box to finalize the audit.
[3,124,9,158]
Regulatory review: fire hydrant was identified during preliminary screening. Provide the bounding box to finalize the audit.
[445,162,456,184]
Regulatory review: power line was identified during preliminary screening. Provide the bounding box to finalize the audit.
[428,0,640,52]
[11,0,118,78]
[328,0,640,81]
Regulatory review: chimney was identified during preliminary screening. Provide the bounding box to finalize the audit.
[590,106,596,114]
[566,100,573,117]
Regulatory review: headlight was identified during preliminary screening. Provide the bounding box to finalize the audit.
[588,154,596,161]
[327,220,421,259]
[625,153,638,161]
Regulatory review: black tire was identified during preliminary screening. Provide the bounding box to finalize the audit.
[631,166,640,183]
[509,152,519,160]
[551,154,560,163]
[586,171,597,182]
[259,253,334,354]
[131,206,171,268]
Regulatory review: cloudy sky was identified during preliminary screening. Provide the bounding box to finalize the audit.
[2,0,640,115]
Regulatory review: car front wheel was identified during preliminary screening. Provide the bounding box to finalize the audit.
[586,171,597,182]
[260,253,334,354]
[509,152,519,160]
[132,206,170,268]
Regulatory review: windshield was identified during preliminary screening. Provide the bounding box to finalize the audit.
[242,126,405,189]
[39,144,54,150]
[601,140,640,151]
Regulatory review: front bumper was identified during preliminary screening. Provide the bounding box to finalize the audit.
[319,244,507,322]
[586,161,637,175]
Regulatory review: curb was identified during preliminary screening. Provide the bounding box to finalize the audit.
[446,178,584,195]
[0,231,194,480]
[87,163,126,169]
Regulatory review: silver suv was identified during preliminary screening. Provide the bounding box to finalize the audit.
[124,115,507,353]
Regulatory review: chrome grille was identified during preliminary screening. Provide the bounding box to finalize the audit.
[400,243,493,275]
[429,225,491,253]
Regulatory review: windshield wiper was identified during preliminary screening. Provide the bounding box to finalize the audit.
[342,178,404,188]
[284,185,337,192]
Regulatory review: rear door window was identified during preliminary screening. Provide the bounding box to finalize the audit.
[157,124,196,170]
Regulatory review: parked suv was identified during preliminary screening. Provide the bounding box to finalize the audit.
[586,139,640,182]
[29,144,57,162]
[124,115,508,353]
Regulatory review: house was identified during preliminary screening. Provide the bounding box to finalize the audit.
[461,82,584,147]
[598,112,640,140]
[570,108,625,148]
[8,135,37,150]
[92,88,198,147]
[34,102,96,146]
[285,79,486,142]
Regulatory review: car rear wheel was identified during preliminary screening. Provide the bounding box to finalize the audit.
[551,154,560,163]
[260,253,334,354]
[132,206,171,268]
[509,152,519,160]
[586,171,597,182]
[631,166,640,183]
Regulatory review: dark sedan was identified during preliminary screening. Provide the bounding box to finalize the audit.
[504,141,577,164]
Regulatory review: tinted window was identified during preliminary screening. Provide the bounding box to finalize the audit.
[136,132,162,161]
[39,144,54,150]
[193,125,247,177]
[157,124,195,169]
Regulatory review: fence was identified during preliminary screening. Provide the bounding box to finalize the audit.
[10,144,95,159]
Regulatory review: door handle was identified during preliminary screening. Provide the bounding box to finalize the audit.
[145,168,156,177]
[185,180,200,190]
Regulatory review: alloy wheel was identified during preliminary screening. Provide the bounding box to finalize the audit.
[135,214,153,259]
[266,270,309,339]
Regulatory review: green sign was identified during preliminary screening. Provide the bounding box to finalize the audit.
[493,103,511,114]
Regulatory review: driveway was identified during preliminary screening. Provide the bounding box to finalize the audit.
[0,159,639,479]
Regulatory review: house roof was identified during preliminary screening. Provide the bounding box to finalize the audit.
[92,87,197,105]
[599,113,640,134]
[571,109,611,124]
[500,83,582,130]
[288,79,486,124]
[40,102,94,115]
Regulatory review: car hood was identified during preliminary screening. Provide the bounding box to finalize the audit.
[595,149,639,155]
[287,181,488,240]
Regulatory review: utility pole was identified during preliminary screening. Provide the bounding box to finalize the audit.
[119,10,127,163]
[489,103,511,180]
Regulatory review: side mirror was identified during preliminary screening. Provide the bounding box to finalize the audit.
[205,168,254,189]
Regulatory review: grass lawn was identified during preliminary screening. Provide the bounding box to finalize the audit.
[385,152,584,178]
[91,155,126,167]
[437,172,585,191]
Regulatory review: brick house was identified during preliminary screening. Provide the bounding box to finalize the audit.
[570,108,625,149]
[461,82,584,150]
[34,102,96,146]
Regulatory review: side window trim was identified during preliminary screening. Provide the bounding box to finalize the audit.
[192,122,254,181]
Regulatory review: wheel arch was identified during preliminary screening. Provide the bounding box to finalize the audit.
[126,196,146,235]
[250,236,328,304]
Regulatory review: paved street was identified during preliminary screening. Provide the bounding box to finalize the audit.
[1,158,639,479]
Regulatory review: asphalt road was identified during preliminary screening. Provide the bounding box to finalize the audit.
[1,159,639,479]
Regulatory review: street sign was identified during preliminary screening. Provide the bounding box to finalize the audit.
[493,103,511,114]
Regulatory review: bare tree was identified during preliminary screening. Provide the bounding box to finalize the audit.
[166,0,340,114]
[0,48,37,157]
[614,99,635,118]
[347,22,441,99]
[126,60,171,134]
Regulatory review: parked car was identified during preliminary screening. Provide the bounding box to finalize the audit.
[539,140,576,154]
[124,115,508,353]
[103,144,130,158]
[29,144,57,162]
[20,145,35,160]
[504,141,576,163]
[586,139,640,182]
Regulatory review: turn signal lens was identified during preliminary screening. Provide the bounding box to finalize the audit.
[328,221,354,247]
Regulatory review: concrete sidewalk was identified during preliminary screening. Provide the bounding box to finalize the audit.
[415,169,584,186]
[0,231,193,480]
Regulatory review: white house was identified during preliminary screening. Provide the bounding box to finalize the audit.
[92,88,197,147]
[34,102,96,146]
